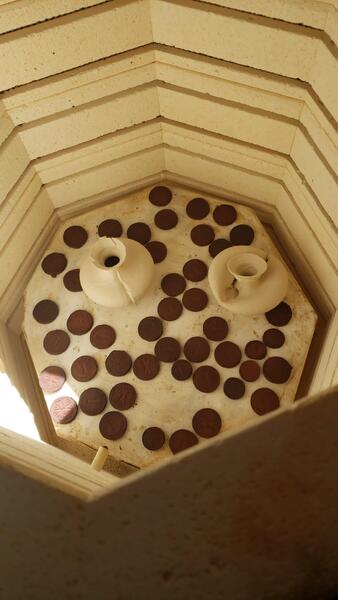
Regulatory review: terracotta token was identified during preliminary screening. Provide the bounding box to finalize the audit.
[213,204,237,226]
[43,330,70,355]
[90,324,116,349]
[215,341,242,368]
[109,383,136,411]
[39,366,66,394]
[229,224,254,245]
[71,356,98,382]
[41,253,67,278]
[155,337,181,363]
[184,337,210,363]
[161,273,186,297]
[127,222,151,245]
[193,365,220,393]
[67,310,93,335]
[79,388,107,416]
[154,209,178,230]
[146,240,167,264]
[251,388,280,415]
[106,350,132,376]
[223,377,245,400]
[191,224,215,246]
[203,316,228,341]
[263,357,292,384]
[182,288,208,312]
[98,219,122,238]
[192,408,222,438]
[99,411,127,440]
[63,269,82,292]
[142,427,166,451]
[50,396,78,424]
[169,429,198,454]
[63,225,88,248]
[149,185,172,206]
[133,354,160,380]
[183,260,208,283]
[138,316,163,342]
[245,340,267,360]
[33,300,59,324]
[157,297,183,321]
[186,197,210,220]
[209,238,232,258]
[265,302,292,327]
[240,360,261,382]
[171,359,192,381]
[263,328,285,349]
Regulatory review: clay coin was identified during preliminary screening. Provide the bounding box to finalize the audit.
[182,288,208,312]
[192,408,222,438]
[63,269,82,292]
[71,356,98,382]
[215,341,242,368]
[183,259,208,282]
[203,316,228,341]
[63,225,88,248]
[191,224,215,246]
[263,328,285,349]
[149,185,172,206]
[229,224,254,245]
[33,300,59,324]
[98,219,122,238]
[223,377,245,400]
[239,360,261,382]
[193,365,220,393]
[186,197,210,220]
[146,240,167,264]
[67,310,93,335]
[127,222,151,245]
[265,302,292,327]
[251,388,280,415]
[99,411,127,440]
[79,388,107,416]
[133,354,160,380]
[161,273,186,297]
[142,427,166,450]
[184,337,210,363]
[263,357,292,384]
[39,366,66,394]
[213,204,237,226]
[106,350,132,377]
[157,297,183,321]
[41,253,67,278]
[245,340,267,360]
[171,359,193,381]
[43,330,70,355]
[50,396,78,424]
[138,316,163,342]
[209,238,232,258]
[154,209,178,230]
[169,429,198,454]
[155,337,181,363]
[90,324,116,349]
[109,383,136,411]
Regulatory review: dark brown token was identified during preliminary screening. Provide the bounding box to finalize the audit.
[155,337,180,363]
[39,366,66,394]
[71,356,98,382]
[106,350,132,377]
[50,396,78,424]
[90,324,116,349]
[169,429,198,454]
[154,209,178,230]
[229,224,254,246]
[97,219,122,238]
[149,185,172,206]
[133,354,160,380]
[63,225,88,248]
[33,300,59,324]
[186,197,210,220]
[263,328,285,349]
[263,357,292,384]
[142,427,166,451]
[157,297,183,321]
[215,341,242,368]
[67,310,93,335]
[213,204,237,226]
[191,224,215,246]
[193,365,220,393]
[245,340,267,360]
[182,288,208,312]
[239,360,261,382]
[182,260,208,284]
[209,238,232,258]
[43,330,70,355]
[192,408,222,438]
[224,377,245,400]
[161,273,186,297]
[138,316,163,342]
[99,411,127,440]
[79,388,107,416]
[41,253,67,278]
[203,316,228,341]
[171,359,192,381]
[251,388,280,415]
[63,269,82,292]
[265,302,292,327]
[146,240,167,264]
[109,383,136,411]
[127,222,151,245]
[184,337,210,363]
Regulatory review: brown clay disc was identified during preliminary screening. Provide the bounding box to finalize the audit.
[157,297,183,321]
[79,388,107,416]
[251,388,280,415]
[215,341,242,368]
[142,427,166,450]
[203,316,228,341]
[239,360,261,382]
[171,359,192,381]
[149,185,172,206]
[223,377,245,400]
[184,337,210,363]
[133,354,160,380]
[146,240,167,264]
[98,219,122,238]
[182,288,208,312]
[106,350,132,377]
[63,269,82,292]
[183,259,208,282]
[191,224,215,246]
[50,396,78,424]
[193,365,220,393]
[192,408,222,438]
[33,300,59,324]
[67,310,93,335]
[263,357,292,384]
[109,383,136,411]
[213,204,237,226]
[71,356,98,382]
[127,222,151,245]
[245,340,267,360]
[263,328,285,349]
[90,324,116,349]
[155,337,181,363]
[39,366,66,394]
[229,224,254,245]
[138,316,163,342]
[161,273,186,297]
[169,429,198,454]
[265,302,292,327]
[186,197,210,220]
[41,253,67,278]
[43,330,70,355]
[154,209,178,230]
[209,238,232,258]
[99,411,127,440]
[63,225,88,248]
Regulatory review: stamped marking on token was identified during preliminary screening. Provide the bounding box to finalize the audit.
[106,351,132,377]
[50,396,77,424]
[192,408,221,438]
[245,341,267,360]
[184,337,210,363]
[133,354,160,380]
[138,316,163,341]
[171,359,192,381]
[99,411,127,440]
[67,310,93,335]
[155,338,181,363]
[109,383,136,411]
[71,356,98,382]
[90,325,116,349]
[79,388,107,416]
[239,360,260,382]
[193,365,220,393]
[43,330,70,355]
[39,366,66,394]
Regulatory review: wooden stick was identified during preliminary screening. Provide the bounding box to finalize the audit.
[91,446,109,472]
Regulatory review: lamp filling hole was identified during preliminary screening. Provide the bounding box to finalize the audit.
[104,255,120,267]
